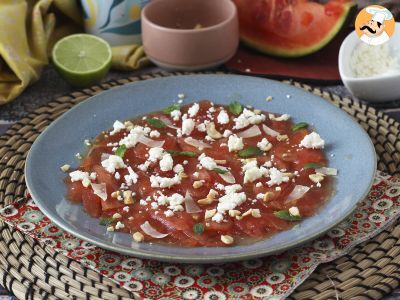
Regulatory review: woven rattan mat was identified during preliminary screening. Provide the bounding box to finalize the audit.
[0,71,399,300]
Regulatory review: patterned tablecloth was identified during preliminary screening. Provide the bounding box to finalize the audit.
[0,66,399,299]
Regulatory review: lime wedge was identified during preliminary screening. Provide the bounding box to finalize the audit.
[52,34,112,88]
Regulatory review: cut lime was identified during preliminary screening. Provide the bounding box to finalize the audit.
[52,34,112,88]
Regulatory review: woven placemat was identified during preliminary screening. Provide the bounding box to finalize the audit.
[0,71,399,300]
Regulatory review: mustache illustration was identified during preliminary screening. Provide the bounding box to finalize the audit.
[360,25,376,34]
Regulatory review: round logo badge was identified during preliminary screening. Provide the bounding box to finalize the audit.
[355,5,395,46]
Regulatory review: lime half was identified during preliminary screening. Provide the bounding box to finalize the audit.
[52,34,112,88]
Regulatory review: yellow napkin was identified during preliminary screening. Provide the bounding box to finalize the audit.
[0,0,148,105]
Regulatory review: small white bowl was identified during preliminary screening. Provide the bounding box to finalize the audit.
[339,22,400,102]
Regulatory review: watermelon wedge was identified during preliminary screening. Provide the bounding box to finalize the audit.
[234,0,356,57]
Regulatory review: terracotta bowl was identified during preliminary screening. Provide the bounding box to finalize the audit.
[141,0,239,70]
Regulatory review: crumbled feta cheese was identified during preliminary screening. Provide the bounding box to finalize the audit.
[208,107,216,113]
[60,164,70,172]
[196,123,206,132]
[139,199,147,206]
[289,206,300,216]
[168,193,185,211]
[300,132,325,149]
[223,130,232,138]
[257,138,271,151]
[211,212,224,223]
[101,155,126,173]
[217,110,229,124]
[124,166,138,186]
[69,170,92,187]
[182,118,195,135]
[193,172,199,177]
[242,161,268,184]
[150,174,181,188]
[115,221,125,230]
[149,130,160,138]
[215,183,225,190]
[233,108,266,130]
[224,184,242,195]
[170,110,181,121]
[183,160,188,165]
[148,147,164,162]
[115,172,120,180]
[214,192,247,221]
[188,103,200,117]
[256,193,264,200]
[151,202,159,209]
[164,210,174,217]
[119,126,150,148]
[267,167,290,186]
[275,186,281,191]
[255,182,262,188]
[110,120,125,135]
[123,206,130,212]
[173,164,184,174]
[227,135,244,152]
[159,153,174,172]
[198,154,217,170]
[138,161,150,171]
[269,113,290,121]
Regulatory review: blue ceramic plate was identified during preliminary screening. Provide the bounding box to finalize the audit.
[25,75,376,263]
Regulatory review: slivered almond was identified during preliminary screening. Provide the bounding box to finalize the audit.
[228,210,241,217]
[277,134,289,142]
[214,159,227,164]
[179,171,188,178]
[309,173,324,183]
[193,181,203,189]
[123,191,134,204]
[221,235,234,245]
[206,122,223,139]
[197,198,213,205]
[242,209,253,217]
[251,209,261,218]
[132,232,144,242]
[263,192,274,202]
[207,189,218,199]
[112,213,122,219]
[205,209,216,219]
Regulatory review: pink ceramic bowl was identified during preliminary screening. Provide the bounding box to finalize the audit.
[141,0,239,70]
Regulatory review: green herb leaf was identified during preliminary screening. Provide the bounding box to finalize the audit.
[115,145,127,157]
[292,122,309,131]
[213,167,229,174]
[238,146,263,158]
[146,118,166,128]
[163,104,181,114]
[99,217,115,226]
[228,101,243,116]
[193,223,205,234]
[274,210,301,222]
[167,150,197,157]
[304,162,323,170]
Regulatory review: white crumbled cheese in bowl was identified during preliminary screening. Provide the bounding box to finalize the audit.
[300,132,325,149]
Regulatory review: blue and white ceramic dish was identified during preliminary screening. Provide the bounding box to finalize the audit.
[25,75,376,263]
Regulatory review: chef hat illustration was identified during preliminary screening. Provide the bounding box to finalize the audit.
[365,7,393,24]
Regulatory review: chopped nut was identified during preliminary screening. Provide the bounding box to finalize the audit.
[112,213,122,219]
[132,232,144,242]
[251,209,261,218]
[124,121,134,130]
[214,159,227,164]
[192,214,200,221]
[253,109,262,114]
[82,178,91,188]
[289,206,301,217]
[282,172,294,178]
[60,164,70,172]
[228,210,241,217]
[235,215,243,220]
[277,134,289,142]
[266,96,273,102]
[206,122,223,139]
[123,191,134,204]
[207,189,218,200]
[263,192,274,202]
[197,198,213,205]
[111,191,123,201]
[309,173,324,183]
[193,181,203,189]
[205,209,217,219]
[221,235,234,245]
[179,171,188,178]
[242,209,253,217]
[106,226,114,232]
[263,143,273,152]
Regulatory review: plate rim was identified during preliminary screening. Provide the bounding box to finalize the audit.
[25,74,377,263]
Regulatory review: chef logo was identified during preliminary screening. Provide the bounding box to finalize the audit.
[355,5,395,46]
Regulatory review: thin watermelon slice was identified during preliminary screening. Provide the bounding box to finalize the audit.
[234,0,356,57]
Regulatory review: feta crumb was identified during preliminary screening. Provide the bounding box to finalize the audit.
[115,221,125,230]
[197,123,206,132]
[150,174,181,188]
[214,193,247,221]
[170,110,182,121]
[256,193,264,200]
[124,166,138,186]
[164,210,174,217]
[255,182,262,188]
[193,172,199,177]
[123,206,130,212]
[211,212,224,223]
[217,110,230,124]
[151,202,159,209]
[267,167,290,186]
[69,170,92,187]
[101,155,126,173]
[148,147,164,162]
[183,160,188,165]
[139,199,147,206]
[110,120,125,135]
[159,153,174,171]
[275,186,281,191]
[188,103,200,117]
[300,132,325,149]
[115,172,120,180]
[242,160,268,184]
[149,130,160,138]
[224,184,242,195]
[266,96,273,102]
[182,118,195,135]
[227,135,244,152]
[233,108,266,130]
[269,113,290,121]
[198,154,217,170]
[173,164,184,174]
[223,130,232,138]
[178,93,185,99]
[257,138,272,151]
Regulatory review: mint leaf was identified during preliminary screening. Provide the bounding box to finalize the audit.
[193,223,204,234]
[163,104,181,114]
[213,167,229,174]
[115,145,127,157]
[238,146,263,158]
[304,162,323,170]
[167,150,197,157]
[99,217,115,226]
[274,210,301,221]
[146,118,166,128]
[228,101,243,116]
[292,122,309,131]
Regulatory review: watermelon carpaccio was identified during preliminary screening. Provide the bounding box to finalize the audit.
[233,0,355,57]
